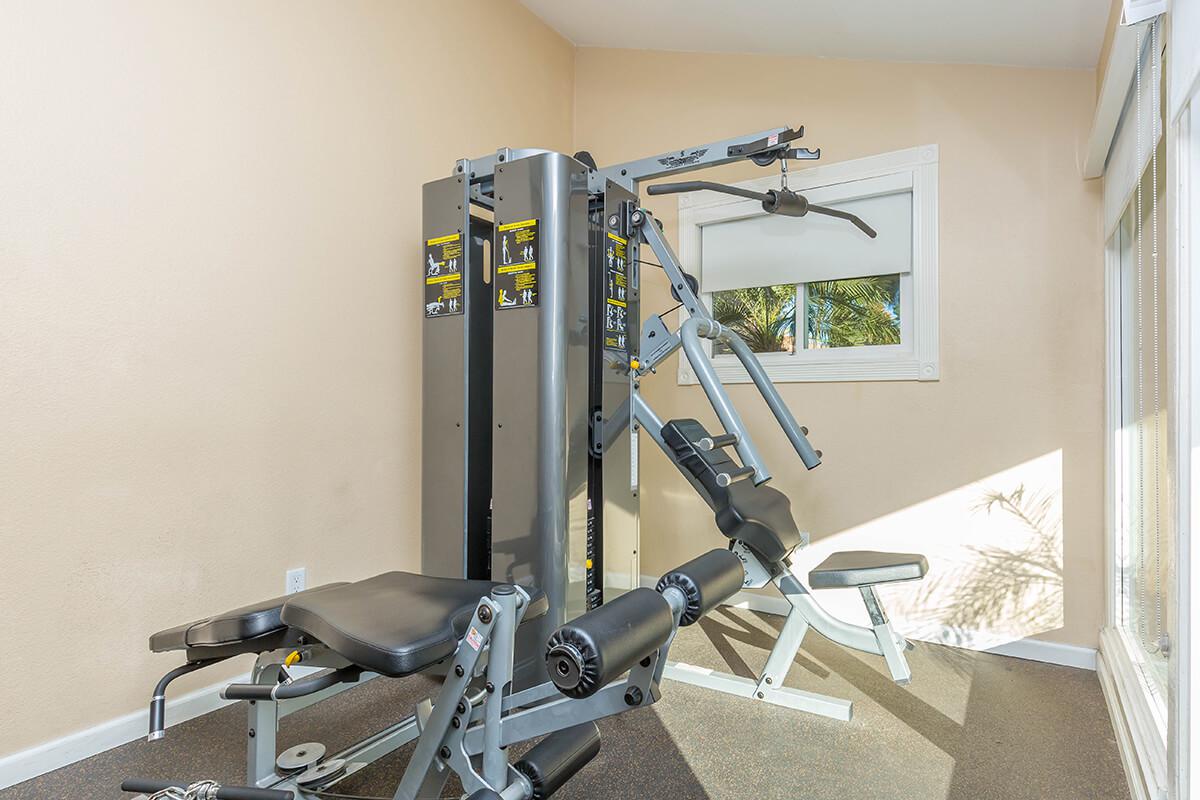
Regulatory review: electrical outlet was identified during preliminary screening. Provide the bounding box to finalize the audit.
[286,567,307,595]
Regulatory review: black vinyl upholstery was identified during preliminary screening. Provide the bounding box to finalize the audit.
[655,548,746,626]
[808,551,929,589]
[281,572,548,677]
[149,583,348,652]
[544,588,673,699]
[661,419,803,564]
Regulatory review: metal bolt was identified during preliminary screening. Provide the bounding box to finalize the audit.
[249,729,256,738]
[498,154,506,162]
[756,692,765,699]
[457,700,467,715]
[608,214,620,229]
[451,716,461,729]
[439,746,451,760]
[624,686,644,706]
[485,682,495,693]
[478,605,493,624]
[640,657,652,668]
[765,677,773,684]
[455,665,465,677]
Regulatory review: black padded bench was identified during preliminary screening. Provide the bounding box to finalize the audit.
[280,572,548,676]
[150,583,348,659]
[662,418,804,564]
[151,573,548,677]
[809,551,929,590]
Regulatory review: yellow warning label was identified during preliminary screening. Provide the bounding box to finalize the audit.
[426,233,461,246]
[496,262,535,274]
[497,218,537,232]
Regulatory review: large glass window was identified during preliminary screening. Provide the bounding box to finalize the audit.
[1115,134,1170,700]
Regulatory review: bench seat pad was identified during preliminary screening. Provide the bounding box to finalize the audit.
[281,572,548,677]
[149,583,348,652]
[808,551,928,590]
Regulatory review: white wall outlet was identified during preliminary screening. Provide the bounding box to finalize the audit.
[285,567,307,595]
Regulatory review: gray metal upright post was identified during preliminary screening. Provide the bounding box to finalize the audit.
[490,152,591,688]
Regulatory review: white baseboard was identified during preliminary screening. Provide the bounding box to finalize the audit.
[0,672,249,792]
[640,575,1098,671]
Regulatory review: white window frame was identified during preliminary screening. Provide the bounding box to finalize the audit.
[676,144,939,385]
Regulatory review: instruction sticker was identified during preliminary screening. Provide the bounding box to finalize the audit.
[495,218,539,310]
[425,233,464,318]
[465,626,484,651]
[604,232,629,351]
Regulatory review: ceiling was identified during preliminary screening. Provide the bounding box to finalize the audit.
[520,0,1113,69]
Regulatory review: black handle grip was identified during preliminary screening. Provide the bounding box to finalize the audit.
[220,683,276,701]
[647,181,769,202]
[122,779,294,799]
[656,549,745,626]
[545,588,674,698]
[222,666,361,701]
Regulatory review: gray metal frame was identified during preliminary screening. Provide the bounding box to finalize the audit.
[228,583,689,800]
[626,205,914,721]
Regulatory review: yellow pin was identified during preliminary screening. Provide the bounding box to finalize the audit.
[630,359,640,370]
[585,559,593,569]
[284,651,302,667]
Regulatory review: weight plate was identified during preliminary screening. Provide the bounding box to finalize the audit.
[296,757,347,787]
[276,741,326,772]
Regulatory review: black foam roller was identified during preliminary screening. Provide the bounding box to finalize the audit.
[544,588,673,698]
[655,549,745,626]
[514,722,601,799]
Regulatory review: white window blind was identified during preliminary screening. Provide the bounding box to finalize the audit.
[1105,22,1162,238]
[699,190,912,293]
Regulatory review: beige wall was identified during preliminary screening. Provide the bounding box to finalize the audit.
[574,48,1104,649]
[0,0,573,758]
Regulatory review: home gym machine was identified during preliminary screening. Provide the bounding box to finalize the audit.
[127,124,930,800]
[418,125,928,722]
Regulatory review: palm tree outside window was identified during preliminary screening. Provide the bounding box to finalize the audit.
[711,274,901,355]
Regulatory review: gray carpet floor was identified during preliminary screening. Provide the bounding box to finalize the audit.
[1,607,1130,800]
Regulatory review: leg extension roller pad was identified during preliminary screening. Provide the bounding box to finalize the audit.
[514,722,602,800]
[545,589,674,698]
[655,548,745,626]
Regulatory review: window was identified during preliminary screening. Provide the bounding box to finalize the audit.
[677,145,939,383]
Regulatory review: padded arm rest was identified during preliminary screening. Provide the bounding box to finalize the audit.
[655,549,745,626]
[545,589,674,699]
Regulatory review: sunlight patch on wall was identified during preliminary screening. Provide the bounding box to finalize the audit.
[793,450,1064,650]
